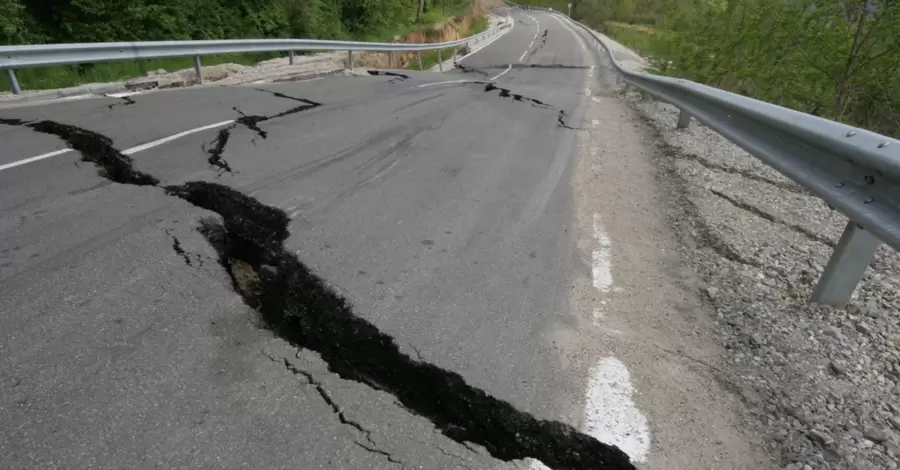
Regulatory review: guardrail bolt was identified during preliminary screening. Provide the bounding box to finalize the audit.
[289,50,295,66]
[193,55,204,85]
[877,141,890,149]
[677,109,692,129]
[3,69,21,95]
[845,130,857,137]
[811,221,880,306]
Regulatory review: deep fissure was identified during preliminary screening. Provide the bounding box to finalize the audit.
[164,229,193,266]
[201,92,322,173]
[482,83,582,129]
[367,70,410,83]
[107,96,136,110]
[5,115,635,469]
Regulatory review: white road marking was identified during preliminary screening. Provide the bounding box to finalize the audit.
[585,358,652,462]
[0,119,235,173]
[592,213,613,292]
[0,149,72,172]
[591,119,600,127]
[586,89,592,97]
[490,64,513,80]
[518,13,540,63]
[122,120,235,155]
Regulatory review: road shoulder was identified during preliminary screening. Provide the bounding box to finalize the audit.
[563,79,775,468]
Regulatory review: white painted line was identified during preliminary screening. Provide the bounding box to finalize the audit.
[0,149,72,172]
[591,119,600,127]
[592,213,613,292]
[123,120,235,155]
[0,119,236,173]
[584,357,651,462]
[592,96,602,103]
[517,13,540,63]
[416,79,488,88]
[490,64,513,81]
[586,89,592,97]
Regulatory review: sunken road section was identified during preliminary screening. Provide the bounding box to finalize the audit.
[1,89,634,469]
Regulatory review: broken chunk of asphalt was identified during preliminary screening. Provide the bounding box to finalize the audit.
[107,95,136,110]
[7,118,632,469]
[455,63,490,76]
[367,70,410,83]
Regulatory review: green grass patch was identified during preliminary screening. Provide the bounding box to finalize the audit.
[602,21,683,74]
[3,4,479,93]
[404,12,488,71]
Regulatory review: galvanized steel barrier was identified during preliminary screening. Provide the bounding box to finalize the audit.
[510,2,899,306]
[0,23,511,94]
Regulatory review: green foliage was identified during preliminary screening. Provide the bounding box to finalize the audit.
[528,0,900,137]
[1,0,481,91]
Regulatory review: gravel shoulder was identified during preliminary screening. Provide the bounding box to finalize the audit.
[579,17,900,469]
[625,80,900,470]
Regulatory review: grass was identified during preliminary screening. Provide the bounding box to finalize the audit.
[602,21,683,74]
[2,3,480,93]
[404,13,489,71]
[1,52,280,93]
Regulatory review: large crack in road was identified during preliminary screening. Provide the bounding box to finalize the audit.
[202,90,322,174]
[2,108,635,469]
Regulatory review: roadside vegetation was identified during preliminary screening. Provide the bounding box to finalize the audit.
[405,16,488,70]
[518,0,900,137]
[0,0,479,91]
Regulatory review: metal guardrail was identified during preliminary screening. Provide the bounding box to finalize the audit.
[509,2,900,306]
[0,23,511,94]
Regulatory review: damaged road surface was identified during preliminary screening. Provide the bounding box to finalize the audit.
[0,8,661,470]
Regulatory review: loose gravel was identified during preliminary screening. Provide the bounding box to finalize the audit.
[620,88,900,470]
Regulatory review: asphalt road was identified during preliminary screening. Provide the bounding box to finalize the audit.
[0,8,640,470]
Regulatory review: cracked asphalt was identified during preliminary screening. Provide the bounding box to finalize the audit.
[0,8,732,470]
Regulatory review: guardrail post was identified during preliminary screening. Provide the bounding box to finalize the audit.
[193,55,204,84]
[417,51,423,71]
[810,221,880,306]
[677,109,691,129]
[347,50,354,70]
[438,50,443,72]
[4,69,21,95]
[289,50,295,66]
[389,51,394,68]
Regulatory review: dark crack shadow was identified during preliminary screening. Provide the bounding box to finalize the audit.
[4,116,635,470]
[200,91,322,174]
[368,70,411,84]
[709,189,836,248]
[107,96,136,110]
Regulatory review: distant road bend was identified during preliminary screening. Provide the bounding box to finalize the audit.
[0,7,770,470]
